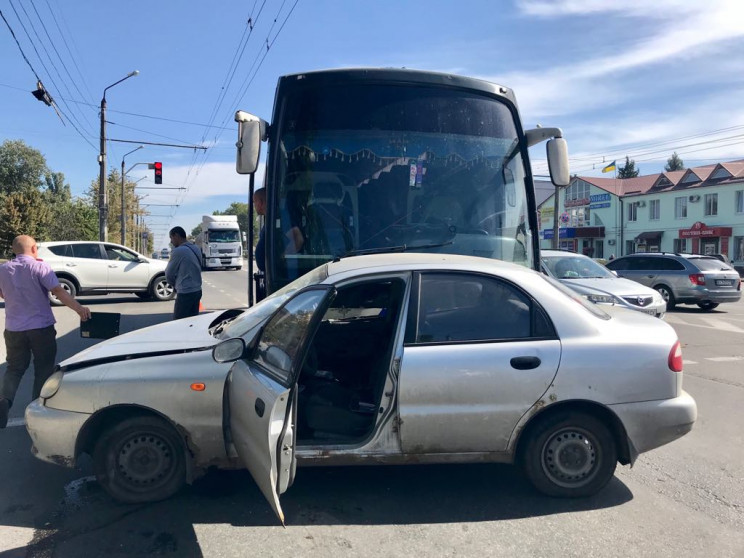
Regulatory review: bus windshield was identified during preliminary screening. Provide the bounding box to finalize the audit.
[267,82,533,288]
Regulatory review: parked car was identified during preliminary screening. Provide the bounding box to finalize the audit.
[605,252,742,310]
[541,250,666,318]
[37,241,174,305]
[26,253,696,522]
[160,247,170,259]
[151,252,159,259]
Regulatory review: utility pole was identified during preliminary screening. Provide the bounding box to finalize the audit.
[121,146,144,246]
[98,71,139,241]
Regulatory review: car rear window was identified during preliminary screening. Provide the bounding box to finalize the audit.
[689,257,734,271]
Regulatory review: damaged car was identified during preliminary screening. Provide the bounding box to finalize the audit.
[25,253,697,523]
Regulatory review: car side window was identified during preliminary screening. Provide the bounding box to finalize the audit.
[413,272,553,344]
[253,289,329,386]
[71,243,103,259]
[105,245,139,262]
[48,244,72,257]
[663,258,686,271]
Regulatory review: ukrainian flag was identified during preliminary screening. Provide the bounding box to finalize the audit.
[602,160,616,173]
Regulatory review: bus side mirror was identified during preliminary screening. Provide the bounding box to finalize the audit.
[547,138,570,187]
[235,111,267,174]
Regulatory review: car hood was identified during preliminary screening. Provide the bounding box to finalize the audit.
[560,276,657,298]
[60,311,225,369]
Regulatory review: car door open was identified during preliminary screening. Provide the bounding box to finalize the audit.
[225,286,335,524]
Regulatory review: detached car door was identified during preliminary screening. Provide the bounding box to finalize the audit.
[228,286,335,523]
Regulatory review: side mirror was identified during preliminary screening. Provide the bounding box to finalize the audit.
[235,111,267,175]
[546,138,570,187]
[212,338,246,363]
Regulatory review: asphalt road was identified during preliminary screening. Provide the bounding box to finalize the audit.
[0,270,742,558]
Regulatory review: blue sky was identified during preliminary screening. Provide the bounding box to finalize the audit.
[2,0,744,249]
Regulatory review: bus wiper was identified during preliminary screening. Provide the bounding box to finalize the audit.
[340,241,453,259]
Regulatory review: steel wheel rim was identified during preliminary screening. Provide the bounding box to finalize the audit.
[116,432,175,489]
[156,280,173,298]
[657,287,670,303]
[541,427,600,489]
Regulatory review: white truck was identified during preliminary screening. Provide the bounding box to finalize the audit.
[195,214,243,270]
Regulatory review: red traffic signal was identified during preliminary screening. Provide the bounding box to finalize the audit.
[154,161,163,184]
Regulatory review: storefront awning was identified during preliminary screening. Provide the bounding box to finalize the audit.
[635,231,663,242]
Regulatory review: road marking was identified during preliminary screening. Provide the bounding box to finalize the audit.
[700,317,744,333]
[683,360,698,365]
[665,313,744,334]
[706,356,744,362]
[6,417,26,428]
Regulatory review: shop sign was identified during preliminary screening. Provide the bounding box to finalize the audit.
[590,202,611,209]
[565,198,590,208]
[679,221,733,238]
[590,193,611,202]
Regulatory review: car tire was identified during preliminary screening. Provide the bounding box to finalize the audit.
[697,302,719,311]
[49,278,76,306]
[521,412,617,498]
[93,416,187,503]
[150,275,175,301]
[655,285,676,309]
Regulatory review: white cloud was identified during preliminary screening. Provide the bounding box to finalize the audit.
[492,0,744,120]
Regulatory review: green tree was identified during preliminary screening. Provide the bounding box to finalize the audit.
[213,202,250,234]
[0,139,49,195]
[617,156,639,178]
[0,190,52,256]
[86,169,149,247]
[664,152,685,172]
[47,199,98,242]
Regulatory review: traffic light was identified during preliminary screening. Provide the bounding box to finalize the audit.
[154,161,163,184]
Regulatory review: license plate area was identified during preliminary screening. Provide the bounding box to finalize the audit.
[715,279,734,286]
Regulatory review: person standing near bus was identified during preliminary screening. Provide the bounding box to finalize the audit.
[165,226,202,319]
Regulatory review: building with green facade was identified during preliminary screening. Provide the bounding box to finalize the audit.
[538,159,744,271]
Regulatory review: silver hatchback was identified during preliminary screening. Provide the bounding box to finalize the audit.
[606,253,741,311]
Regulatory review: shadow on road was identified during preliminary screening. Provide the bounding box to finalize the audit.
[3,461,633,557]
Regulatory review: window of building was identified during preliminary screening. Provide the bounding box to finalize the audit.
[675,197,687,219]
[673,238,688,253]
[564,180,590,202]
[627,202,638,222]
[680,172,700,184]
[649,199,660,220]
[710,167,731,180]
[736,190,744,214]
[704,193,718,216]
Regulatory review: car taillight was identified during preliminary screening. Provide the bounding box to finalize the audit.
[668,341,683,372]
[689,274,706,286]
[738,278,741,291]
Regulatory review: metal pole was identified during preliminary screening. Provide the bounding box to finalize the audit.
[248,173,255,307]
[98,96,107,241]
[552,184,560,249]
[120,146,144,246]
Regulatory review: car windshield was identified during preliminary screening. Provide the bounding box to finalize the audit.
[219,264,329,338]
[542,255,615,279]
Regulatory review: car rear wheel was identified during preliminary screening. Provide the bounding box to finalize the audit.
[655,285,676,309]
[150,276,175,301]
[697,301,719,311]
[49,278,76,306]
[93,416,187,503]
[522,412,617,498]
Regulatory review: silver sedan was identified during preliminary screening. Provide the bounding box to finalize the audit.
[26,253,696,523]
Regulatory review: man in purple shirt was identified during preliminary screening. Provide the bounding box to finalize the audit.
[0,235,91,428]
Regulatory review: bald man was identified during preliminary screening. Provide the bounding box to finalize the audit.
[0,235,91,428]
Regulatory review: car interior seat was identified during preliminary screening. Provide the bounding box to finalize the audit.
[306,181,354,256]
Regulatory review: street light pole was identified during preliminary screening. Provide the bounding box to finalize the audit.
[121,145,144,245]
[98,70,139,242]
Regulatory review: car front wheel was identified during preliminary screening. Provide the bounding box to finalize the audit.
[150,276,175,301]
[655,285,676,309]
[93,416,187,503]
[522,412,617,498]
[49,278,76,306]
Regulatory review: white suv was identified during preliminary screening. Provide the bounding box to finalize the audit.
[38,241,175,305]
